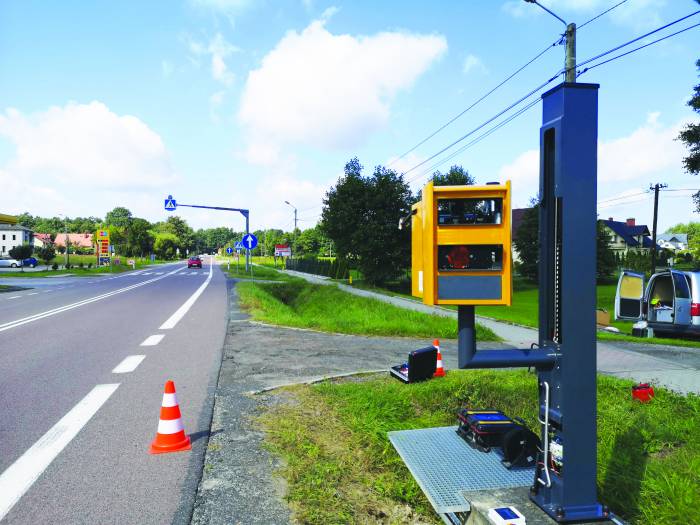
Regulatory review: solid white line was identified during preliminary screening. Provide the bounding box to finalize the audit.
[159,259,213,330]
[0,267,184,333]
[140,334,165,346]
[0,383,120,520]
[112,355,146,373]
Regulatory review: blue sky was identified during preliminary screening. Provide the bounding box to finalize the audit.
[0,0,698,233]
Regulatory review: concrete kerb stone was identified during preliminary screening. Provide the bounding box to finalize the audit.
[247,369,389,395]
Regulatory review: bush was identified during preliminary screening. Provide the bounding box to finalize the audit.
[78,262,84,269]
[88,262,93,268]
[285,257,349,279]
[65,263,71,269]
[52,263,58,270]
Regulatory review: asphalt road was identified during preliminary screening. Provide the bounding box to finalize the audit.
[0,258,228,524]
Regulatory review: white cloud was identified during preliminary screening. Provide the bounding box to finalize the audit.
[498,113,688,209]
[238,18,447,158]
[189,33,239,86]
[463,54,486,75]
[0,101,176,195]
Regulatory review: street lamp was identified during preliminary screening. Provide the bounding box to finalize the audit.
[284,201,298,257]
[524,0,576,83]
[58,213,69,268]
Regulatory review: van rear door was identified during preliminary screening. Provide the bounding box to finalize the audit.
[615,271,645,321]
[671,270,692,326]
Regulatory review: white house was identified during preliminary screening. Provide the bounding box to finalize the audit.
[656,233,688,252]
[0,224,34,255]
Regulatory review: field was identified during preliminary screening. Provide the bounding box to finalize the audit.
[259,370,700,525]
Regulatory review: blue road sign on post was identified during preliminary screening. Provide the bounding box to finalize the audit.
[164,195,177,211]
[226,247,234,255]
[234,241,244,250]
[242,233,258,251]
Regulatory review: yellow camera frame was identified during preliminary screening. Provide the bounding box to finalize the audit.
[411,181,512,306]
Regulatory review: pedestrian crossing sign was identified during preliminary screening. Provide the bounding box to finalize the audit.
[164,195,177,211]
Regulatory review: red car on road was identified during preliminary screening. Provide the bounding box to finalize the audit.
[187,256,202,268]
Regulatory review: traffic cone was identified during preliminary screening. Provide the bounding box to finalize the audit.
[149,380,191,454]
[433,339,446,377]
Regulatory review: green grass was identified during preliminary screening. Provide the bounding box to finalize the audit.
[259,371,700,525]
[226,263,292,281]
[237,279,499,340]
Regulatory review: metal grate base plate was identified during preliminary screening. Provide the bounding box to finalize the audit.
[388,426,535,514]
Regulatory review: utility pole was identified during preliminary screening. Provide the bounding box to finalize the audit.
[565,23,576,83]
[649,183,667,275]
[524,1,575,82]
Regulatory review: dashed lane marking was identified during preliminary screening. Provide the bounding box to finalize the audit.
[112,355,146,374]
[140,334,165,346]
[0,383,120,520]
[0,267,184,333]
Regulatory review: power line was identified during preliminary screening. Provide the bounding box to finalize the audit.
[578,0,629,30]
[578,21,700,77]
[401,70,562,178]
[661,188,700,192]
[388,36,564,167]
[576,10,700,73]
[597,191,649,204]
[406,98,542,185]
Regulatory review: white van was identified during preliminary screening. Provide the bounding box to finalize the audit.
[615,270,700,336]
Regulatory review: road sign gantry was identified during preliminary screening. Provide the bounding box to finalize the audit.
[163,195,252,272]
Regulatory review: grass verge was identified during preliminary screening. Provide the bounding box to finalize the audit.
[226,263,292,281]
[258,371,700,525]
[0,258,171,277]
[348,277,700,348]
[237,279,499,340]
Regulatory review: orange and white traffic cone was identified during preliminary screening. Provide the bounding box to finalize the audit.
[433,339,446,377]
[149,380,191,455]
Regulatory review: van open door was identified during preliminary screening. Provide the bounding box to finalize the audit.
[615,271,645,321]
[671,270,692,326]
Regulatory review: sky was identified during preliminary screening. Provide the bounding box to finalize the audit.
[0,0,698,234]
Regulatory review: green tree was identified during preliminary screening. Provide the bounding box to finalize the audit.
[104,207,133,229]
[513,204,539,282]
[597,221,617,281]
[430,165,476,186]
[154,233,179,260]
[126,218,154,256]
[322,158,412,284]
[36,244,56,268]
[9,244,33,272]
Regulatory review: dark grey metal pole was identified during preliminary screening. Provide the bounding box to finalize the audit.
[457,305,476,368]
[649,183,666,275]
[245,215,250,273]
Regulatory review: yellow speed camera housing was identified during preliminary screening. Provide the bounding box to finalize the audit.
[412,181,512,306]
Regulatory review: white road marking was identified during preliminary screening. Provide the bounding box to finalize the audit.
[112,355,146,373]
[140,334,165,346]
[159,259,213,330]
[0,383,120,520]
[0,266,184,333]
[155,272,164,275]
[27,293,38,296]
[8,296,20,300]
[142,272,152,275]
